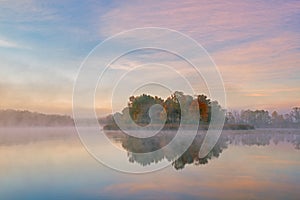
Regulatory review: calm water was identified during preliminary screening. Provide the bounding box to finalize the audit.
[0,128,299,200]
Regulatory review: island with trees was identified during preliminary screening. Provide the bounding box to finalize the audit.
[101,91,255,130]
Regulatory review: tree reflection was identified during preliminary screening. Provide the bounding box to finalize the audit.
[105,130,300,170]
[172,134,228,170]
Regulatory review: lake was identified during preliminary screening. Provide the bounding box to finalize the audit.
[0,127,299,200]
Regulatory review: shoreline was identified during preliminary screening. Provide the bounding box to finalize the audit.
[103,123,255,131]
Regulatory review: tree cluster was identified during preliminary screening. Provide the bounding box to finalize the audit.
[106,91,225,129]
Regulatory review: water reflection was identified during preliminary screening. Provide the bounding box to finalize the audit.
[1,128,300,199]
[106,129,300,170]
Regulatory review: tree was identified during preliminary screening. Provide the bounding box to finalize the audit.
[240,110,271,128]
[196,94,210,123]
[291,107,300,123]
[209,101,225,123]
[225,112,236,124]
[271,111,285,128]
[164,95,181,124]
[128,94,164,125]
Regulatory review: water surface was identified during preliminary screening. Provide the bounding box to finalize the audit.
[0,128,299,200]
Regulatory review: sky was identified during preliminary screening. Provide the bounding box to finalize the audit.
[0,0,299,115]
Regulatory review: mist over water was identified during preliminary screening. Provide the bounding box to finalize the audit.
[0,127,299,200]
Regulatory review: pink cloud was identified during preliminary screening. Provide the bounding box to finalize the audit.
[98,0,299,42]
[94,0,300,111]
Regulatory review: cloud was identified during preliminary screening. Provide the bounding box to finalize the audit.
[97,2,299,79]
[0,39,19,48]
[245,93,269,97]
[0,0,299,113]
[97,0,299,72]
[0,0,59,22]
[98,0,299,41]
[0,52,79,114]
[0,36,31,49]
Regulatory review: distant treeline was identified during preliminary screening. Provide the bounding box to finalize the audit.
[226,108,300,128]
[0,110,74,127]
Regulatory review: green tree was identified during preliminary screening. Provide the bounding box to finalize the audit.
[128,94,164,125]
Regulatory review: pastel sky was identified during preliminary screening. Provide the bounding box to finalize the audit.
[0,0,299,115]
